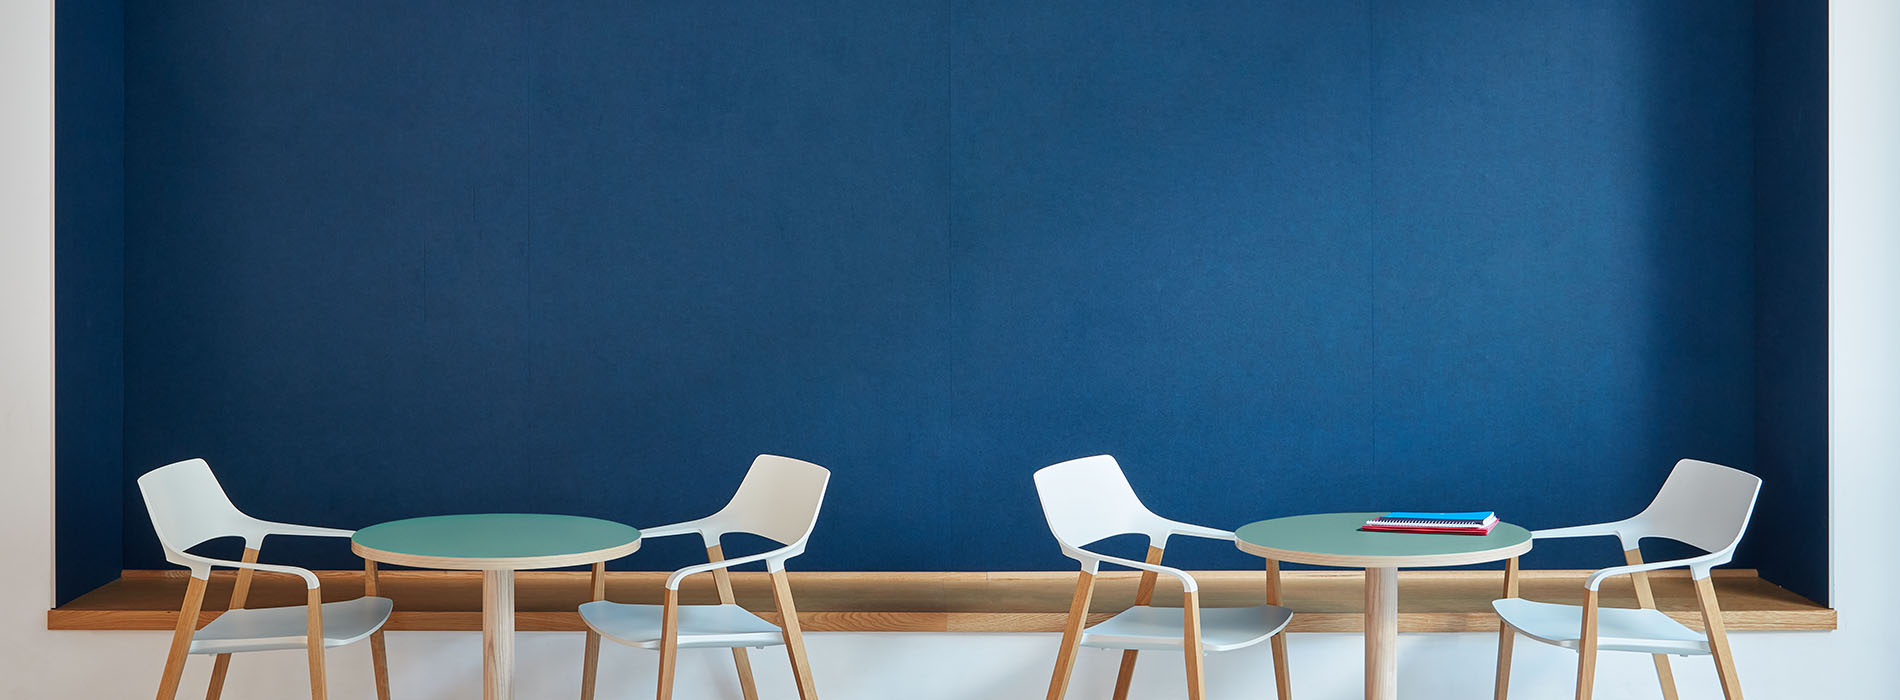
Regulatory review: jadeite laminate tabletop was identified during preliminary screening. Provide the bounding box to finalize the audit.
[1234,511,1532,569]
[351,513,642,570]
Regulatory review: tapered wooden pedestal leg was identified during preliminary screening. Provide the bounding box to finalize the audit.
[483,569,516,700]
[1365,567,1398,700]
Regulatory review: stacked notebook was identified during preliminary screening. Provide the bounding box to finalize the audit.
[1360,511,1498,535]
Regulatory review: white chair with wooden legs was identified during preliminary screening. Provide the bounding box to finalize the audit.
[138,458,394,700]
[1493,458,1761,700]
[1033,455,1294,700]
[579,454,831,700]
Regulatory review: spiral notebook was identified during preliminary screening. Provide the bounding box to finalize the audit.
[1360,511,1498,535]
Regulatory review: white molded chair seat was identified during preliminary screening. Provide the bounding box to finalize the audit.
[190,596,395,655]
[1493,598,1708,656]
[579,601,785,650]
[1082,604,1293,652]
[580,455,832,700]
[1033,455,1295,700]
[1493,459,1762,700]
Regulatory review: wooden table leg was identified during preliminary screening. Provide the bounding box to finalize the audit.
[483,569,516,700]
[1365,567,1398,700]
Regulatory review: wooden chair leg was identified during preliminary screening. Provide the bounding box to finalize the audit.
[770,569,819,700]
[1623,549,1679,700]
[1694,577,1745,700]
[709,546,761,700]
[306,587,328,700]
[656,589,681,700]
[1574,589,1599,700]
[1111,546,1164,700]
[581,562,606,700]
[206,548,260,700]
[156,575,209,700]
[1494,556,1519,700]
[1044,570,1096,700]
[1183,590,1206,700]
[1264,558,1292,700]
[365,560,392,700]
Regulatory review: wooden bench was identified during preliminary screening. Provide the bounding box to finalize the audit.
[49,568,1832,634]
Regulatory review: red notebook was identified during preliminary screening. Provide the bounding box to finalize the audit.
[1359,522,1497,536]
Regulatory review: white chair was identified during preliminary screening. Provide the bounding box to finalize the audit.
[579,454,831,700]
[138,458,394,700]
[1492,458,1761,700]
[1033,455,1294,700]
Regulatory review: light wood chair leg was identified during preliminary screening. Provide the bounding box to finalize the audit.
[1574,589,1599,700]
[364,560,392,700]
[1111,546,1164,700]
[206,547,260,700]
[770,569,819,700]
[1043,570,1096,700]
[1624,549,1679,700]
[656,588,680,700]
[1264,558,1292,700]
[156,575,209,700]
[709,546,761,700]
[1494,556,1519,700]
[1694,576,1744,700]
[306,587,328,700]
[1183,590,1206,700]
[581,562,606,700]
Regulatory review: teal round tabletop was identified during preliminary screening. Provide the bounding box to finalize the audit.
[1235,512,1532,569]
[351,514,642,571]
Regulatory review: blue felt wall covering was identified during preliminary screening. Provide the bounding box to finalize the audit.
[54,0,126,605]
[1747,0,1829,604]
[49,0,1821,597]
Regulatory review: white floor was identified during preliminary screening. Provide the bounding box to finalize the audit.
[10,626,1862,699]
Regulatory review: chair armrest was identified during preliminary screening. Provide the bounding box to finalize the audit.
[1065,545,1201,593]
[663,542,803,590]
[1164,520,1236,543]
[1582,551,1727,591]
[639,518,717,545]
[174,550,322,589]
[251,519,354,540]
[1533,518,1641,550]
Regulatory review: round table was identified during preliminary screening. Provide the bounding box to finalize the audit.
[352,514,642,700]
[1235,512,1531,700]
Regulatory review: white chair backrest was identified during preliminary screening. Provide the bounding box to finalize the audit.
[1033,455,1176,548]
[137,458,259,554]
[702,454,831,547]
[1629,459,1762,556]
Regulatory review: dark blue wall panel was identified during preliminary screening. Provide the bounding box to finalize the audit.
[55,0,125,605]
[1749,0,1829,605]
[95,0,1817,581]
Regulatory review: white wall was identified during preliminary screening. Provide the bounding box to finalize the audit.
[4,1,1897,698]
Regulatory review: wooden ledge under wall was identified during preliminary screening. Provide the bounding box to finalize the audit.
[50,569,1833,634]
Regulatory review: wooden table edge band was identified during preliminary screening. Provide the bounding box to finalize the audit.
[1235,539,1533,569]
[350,540,644,571]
